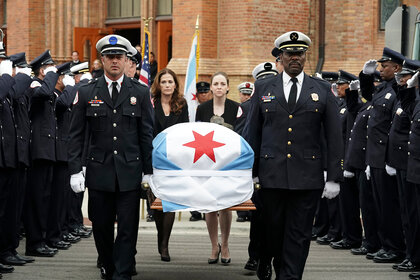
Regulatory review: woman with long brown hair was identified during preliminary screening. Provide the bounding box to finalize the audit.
[151,68,189,262]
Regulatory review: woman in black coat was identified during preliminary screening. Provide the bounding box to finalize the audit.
[151,68,189,262]
[195,72,239,265]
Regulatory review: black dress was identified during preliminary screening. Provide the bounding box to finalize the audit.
[195,98,239,127]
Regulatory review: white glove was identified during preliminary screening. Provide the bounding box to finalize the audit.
[385,164,397,176]
[362,59,378,75]
[63,75,75,87]
[365,165,371,180]
[70,171,85,193]
[322,181,340,199]
[395,72,405,86]
[44,66,58,74]
[315,72,322,79]
[253,177,259,183]
[407,72,419,89]
[142,174,151,185]
[343,170,355,178]
[323,171,327,182]
[349,80,360,91]
[15,67,32,77]
[0,60,13,76]
[80,72,92,81]
[331,83,338,96]
[82,166,86,177]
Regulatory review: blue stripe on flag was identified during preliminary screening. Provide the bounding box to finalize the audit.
[162,200,189,212]
[152,133,182,170]
[220,137,254,170]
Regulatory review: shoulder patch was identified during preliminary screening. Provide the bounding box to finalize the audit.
[73,91,79,105]
[30,81,42,88]
[236,106,243,118]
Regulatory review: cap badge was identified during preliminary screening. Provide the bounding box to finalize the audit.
[385,92,391,100]
[109,36,118,45]
[290,32,299,41]
[130,96,137,105]
[311,93,319,101]
[245,83,250,88]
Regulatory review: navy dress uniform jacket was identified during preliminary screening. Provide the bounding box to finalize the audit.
[0,74,18,168]
[10,73,33,167]
[28,73,59,162]
[243,73,343,190]
[68,75,154,192]
[344,89,370,171]
[234,99,251,136]
[359,72,398,168]
[387,100,410,170]
[55,85,77,162]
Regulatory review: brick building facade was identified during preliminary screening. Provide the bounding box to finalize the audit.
[0,0,418,99]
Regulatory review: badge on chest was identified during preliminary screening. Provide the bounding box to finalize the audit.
[88,99,104,107]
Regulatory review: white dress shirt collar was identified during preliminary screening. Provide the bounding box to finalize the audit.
[104,74,124,97]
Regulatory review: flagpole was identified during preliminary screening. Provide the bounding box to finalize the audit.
[195,15,200,81]
[142,17,153,59]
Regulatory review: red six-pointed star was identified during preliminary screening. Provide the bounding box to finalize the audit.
[183,130,225,163]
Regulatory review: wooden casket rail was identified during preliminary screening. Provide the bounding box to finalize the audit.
[150,198,256,211]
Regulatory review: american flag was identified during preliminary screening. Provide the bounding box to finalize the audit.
[139,30,151,87]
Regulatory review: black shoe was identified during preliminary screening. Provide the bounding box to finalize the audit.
[44,245,58,254]
[311,233,318,240]
[146,215,155,222]
[208,243,221,264]
[236,217,246,222]
[13,253,35,263]
[330,239,359,250]
[244,258,258,271]
[48,241,72,250]
[189,216,201,221]
[72,227,91,238]
[316,234,338,245]
[0,254,26,266]
[256,261,272,280]
[161,255,171,262]
[393,259,409,270]
[26,246,55,257]
[366,249,385,260]
[351,246,369,255]
[410,272,420,279]
[63,233,81,243]
[373,251,404,263]
[397,260,420,272]
[80,225,92,233]
[0,263,15,273]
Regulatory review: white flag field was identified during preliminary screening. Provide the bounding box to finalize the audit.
[183,34,199,122]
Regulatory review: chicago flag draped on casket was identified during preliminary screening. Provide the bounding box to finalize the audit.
[150,122,254,212]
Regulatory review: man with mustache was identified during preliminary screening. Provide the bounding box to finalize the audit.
[244,31,343,280]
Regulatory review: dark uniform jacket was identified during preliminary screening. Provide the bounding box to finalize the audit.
[360,72,397,169]
[11,73,33,167]
[68,75,154,192]
[344,88,370,171]
[386,100,410,170]
[28,73,59,162]
[243,73,343,190]
[153,98,189,137]
[55,85,77,162]
[337,98,348,153]
[235,99,251,136]
[397,86,420,184]
[0,74,18,168]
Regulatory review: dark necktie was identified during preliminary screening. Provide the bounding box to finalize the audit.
[288,77,298,111]
[112,81,119,105]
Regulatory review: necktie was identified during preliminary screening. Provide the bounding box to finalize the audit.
[288,77,298,111]
[112,81,119,105]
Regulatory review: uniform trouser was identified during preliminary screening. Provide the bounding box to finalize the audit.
[313,196,341,239]
[14,167,28,251]
[68,192,84,230]
[415,184,420,264]
[248,190,262,260]
[356,169,380,252]
[339,176,362,246]
[46,162,67,245]
[88,188,140,280]
[370,167,405,255]
[259,188,322,280]
[61,167,72,236]
[312,198,329,237]
[24,159,54,250]
[396,170,420,263]
[0,168,17,257]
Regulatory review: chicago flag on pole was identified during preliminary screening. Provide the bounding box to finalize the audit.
[149,123,254,212]
[184,34,199,122]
